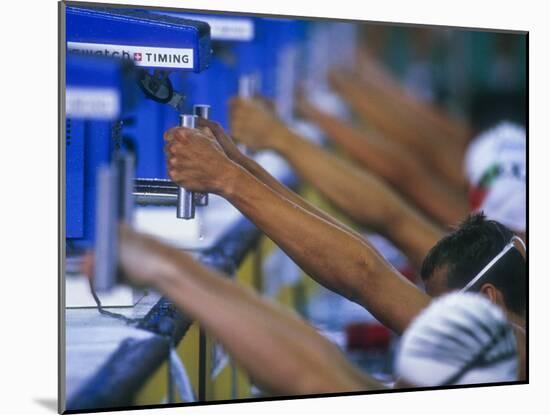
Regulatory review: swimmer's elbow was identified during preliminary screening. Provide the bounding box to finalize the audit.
[347,250,388,303]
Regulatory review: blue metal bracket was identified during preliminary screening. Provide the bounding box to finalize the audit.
[66,6,212,72]
[65,6,215,246]
[66,54,133,247]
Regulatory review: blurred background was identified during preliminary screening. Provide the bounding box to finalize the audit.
[358,24,526,130]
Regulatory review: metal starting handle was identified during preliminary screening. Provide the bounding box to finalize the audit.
[93,152,135,292]
[237,75,256,156]
[238,74,256,99]
[192,104,211,207]
[193,104,211,120]
[176,114,198,219]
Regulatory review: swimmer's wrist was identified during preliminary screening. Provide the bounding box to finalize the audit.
[217,162,249,199]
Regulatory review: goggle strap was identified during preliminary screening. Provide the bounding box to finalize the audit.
[460,237,523,292]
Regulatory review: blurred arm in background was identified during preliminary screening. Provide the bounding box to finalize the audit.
[295,95,469,226]
[197,118,357,236]
[355,49,472,149]
[164,125,431,334]
[116,225,385,396]
[229,97,443,268]
[328,67,468,192]
[200,117,438,265]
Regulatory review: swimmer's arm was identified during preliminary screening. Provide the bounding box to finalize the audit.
[168,117,430,334]
[198,117,357,235]
[261,127,443,269]
[229,98,443,268]
[328,70,467,190]
[199,118,431,334]
[297,100,469,226]
[119,226,385,395]
[217,160,431,334]
[355,50,472,149]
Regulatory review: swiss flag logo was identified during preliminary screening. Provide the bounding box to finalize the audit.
[134,52,142,61]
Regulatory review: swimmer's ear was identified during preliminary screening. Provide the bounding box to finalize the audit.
[479,283,505,308]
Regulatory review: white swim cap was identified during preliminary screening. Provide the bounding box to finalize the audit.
[464,121,526,233]
[480,177,526,232]
[464,121,525,186]
[395,292,518,387]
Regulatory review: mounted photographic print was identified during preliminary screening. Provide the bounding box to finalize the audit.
[59,1,527,413]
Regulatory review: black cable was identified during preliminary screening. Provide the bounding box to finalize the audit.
[88,277,141,326]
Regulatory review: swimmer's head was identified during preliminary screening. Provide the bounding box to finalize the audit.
[395,292,518,387]
[420,213,526,318]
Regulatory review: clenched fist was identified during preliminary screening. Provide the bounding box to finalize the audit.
[197,117,244,164]
[295,91,322,122]
[229,97,290,152]
[164,126,237,194]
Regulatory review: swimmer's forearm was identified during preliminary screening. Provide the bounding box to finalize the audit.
[330,72,466,189]
[234,153,361,237]
[355,53,472,148]
[141,234,382,395]
[220,164,431,334]
[221,163,380,300]
[301,105,469,225]
[269,129,442,268]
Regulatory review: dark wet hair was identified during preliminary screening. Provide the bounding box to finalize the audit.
[421,213,526,316]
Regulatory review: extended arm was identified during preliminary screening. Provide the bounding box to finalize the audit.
[197,118,359,236]
[229,98,444,268]
[164,126,431,334]
[118,225,384,395]
[328,70,467,191]
[355,50,472,149]
[295,97,469,226]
